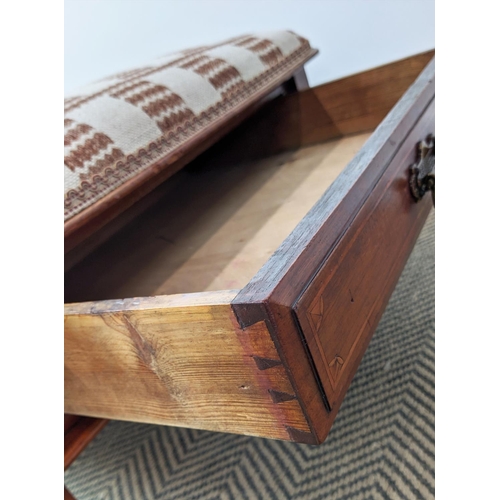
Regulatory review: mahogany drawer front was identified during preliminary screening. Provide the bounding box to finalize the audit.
[65,53,435,445]
[294,100,434,411]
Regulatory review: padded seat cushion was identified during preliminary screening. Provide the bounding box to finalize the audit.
[64,31,315,221]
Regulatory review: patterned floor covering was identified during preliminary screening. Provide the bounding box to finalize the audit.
[65,212,435,500]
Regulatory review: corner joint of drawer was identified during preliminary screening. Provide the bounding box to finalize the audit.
[230,301,269,330]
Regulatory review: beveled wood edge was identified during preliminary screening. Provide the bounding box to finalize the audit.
[64,289,239,314]
[302,49,434,105]
[64,486,76,500]
[64,416,109,470]
[293,100,435,412]
[64,49,319,253]
[235,57,435,303]
[232,57,435,444]
[213,50,435,166]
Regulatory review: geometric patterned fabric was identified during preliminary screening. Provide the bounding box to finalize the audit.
[64,31,313,220]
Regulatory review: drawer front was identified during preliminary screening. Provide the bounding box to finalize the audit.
[293,99,434,410]
[233,58,435,443]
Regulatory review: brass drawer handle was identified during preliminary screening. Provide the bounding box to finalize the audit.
[409,135,435,205]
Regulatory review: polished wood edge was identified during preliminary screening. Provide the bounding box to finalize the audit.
[64,487,76,500]
[63,51,435,448]
[309,49,434,96]
[294,100,435,414]
[272,102,435,443]
[213,50,435,166]
[64,413,81,433]
[64,289,239,314]
[64,416,109,470]
[232,55,435,444]
[236,56,435,304]
[232,301,320,444]
[64,50,319,253]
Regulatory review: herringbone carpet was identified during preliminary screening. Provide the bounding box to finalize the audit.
[65,211,435,500]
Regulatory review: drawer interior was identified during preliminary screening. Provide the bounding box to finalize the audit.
[65,51,434,445]
[65,130,372,303]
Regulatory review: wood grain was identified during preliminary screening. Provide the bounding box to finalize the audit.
[65,133,370,303]
[206,134,371,292]
[295,99,435,410]
[64,487,76,500]
[211,50,435,163]
[64,51,431,270]
[64,290,310,441]
[236,58,435,303]
[64,53,435,445]
[301,50,435,140]
[233,57,435,443]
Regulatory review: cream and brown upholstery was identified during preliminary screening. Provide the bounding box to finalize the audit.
[64,31,315,221]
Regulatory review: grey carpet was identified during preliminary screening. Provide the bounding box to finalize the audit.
[65,211,435,500]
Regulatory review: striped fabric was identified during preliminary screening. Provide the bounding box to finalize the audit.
[64,31,313,221]
[65,212,435,500]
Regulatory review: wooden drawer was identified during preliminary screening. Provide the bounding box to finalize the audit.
[65,52,435,445]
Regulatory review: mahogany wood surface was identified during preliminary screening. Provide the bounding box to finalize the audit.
[212,50,435,164]
[64,487,76,500]
[64,414,80,433]
[64,51,318,254]
[295,100,434,411]
[233,57,435,443]
[235,58,435,302]
[64,416,108,470]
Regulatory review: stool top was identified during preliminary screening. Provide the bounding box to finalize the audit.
[64,31,316,230]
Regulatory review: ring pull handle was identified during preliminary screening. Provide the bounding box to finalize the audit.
[409,135,435,206]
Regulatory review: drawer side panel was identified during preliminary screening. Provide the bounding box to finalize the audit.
[64,291,311,441]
